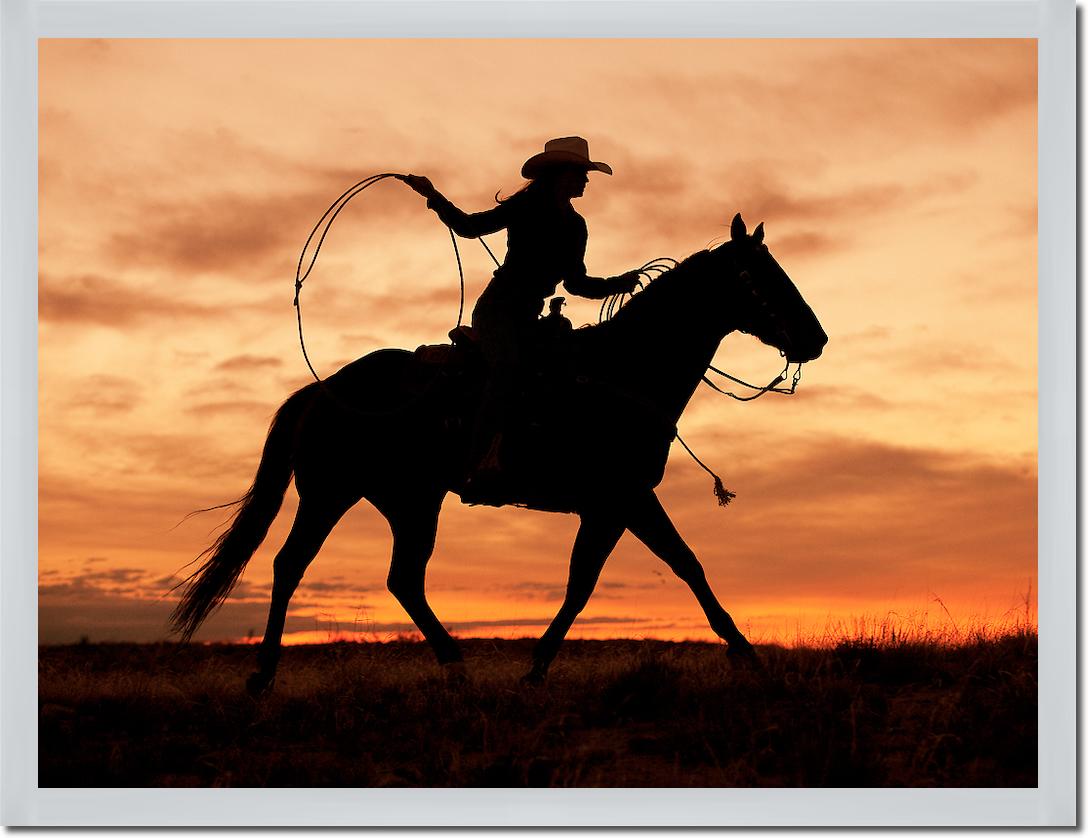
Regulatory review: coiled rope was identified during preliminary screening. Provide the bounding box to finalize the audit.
[597,257,678,324]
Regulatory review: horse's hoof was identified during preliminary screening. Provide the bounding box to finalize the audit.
[520,668,546,687]
[443,662,469,685]
[246,670,275,697]
[727,642,761,670]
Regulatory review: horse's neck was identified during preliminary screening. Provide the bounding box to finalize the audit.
[596,270,730,426]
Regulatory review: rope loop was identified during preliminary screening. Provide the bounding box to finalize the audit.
[293,172,497,393]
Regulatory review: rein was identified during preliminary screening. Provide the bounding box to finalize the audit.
[702,360,803,401]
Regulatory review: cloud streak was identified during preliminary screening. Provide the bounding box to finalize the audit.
[40,274,218,326]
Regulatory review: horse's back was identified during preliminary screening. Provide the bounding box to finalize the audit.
[326,347,416,394]
[307,341,671,510]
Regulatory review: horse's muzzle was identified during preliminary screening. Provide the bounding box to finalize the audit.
[787,332,827,364]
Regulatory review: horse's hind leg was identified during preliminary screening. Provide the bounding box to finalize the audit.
[627,491,755,657]
[381,492,463,666]
[247,498,349,695]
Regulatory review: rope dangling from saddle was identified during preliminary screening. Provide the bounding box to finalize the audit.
[674,432,735,507]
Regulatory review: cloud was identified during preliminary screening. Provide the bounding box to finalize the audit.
[40,564,164,602]
[82,567,147,585]
[730,180,905,229]
[214,354,283,372]
[835,326,894,348]
[294,578,381,596]
[186,400,277,419]
[39,273,218,326]
[503,579,658,603]
[62,374,144,415]
[769,231,838,260]
[737,40,1035,142]
[38,586,318,644]
[39,451,265,554]
[38,573,651,644]
[655,433,1036,602]
[782,385,894,411]
[887,341,1019,375]
[589,164,972,266]
[102,172,436,278]
[722,170,974,238]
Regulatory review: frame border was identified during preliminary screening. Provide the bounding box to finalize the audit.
[3,0,1075,826]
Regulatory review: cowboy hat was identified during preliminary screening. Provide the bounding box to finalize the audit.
[521,136,613,179]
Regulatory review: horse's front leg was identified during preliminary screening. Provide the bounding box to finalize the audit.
[627,491,756,659]
[525,511,626,683]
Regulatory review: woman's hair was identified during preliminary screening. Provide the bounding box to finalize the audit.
[495,164,583,204]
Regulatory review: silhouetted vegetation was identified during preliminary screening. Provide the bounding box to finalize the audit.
[39,634,1036,787]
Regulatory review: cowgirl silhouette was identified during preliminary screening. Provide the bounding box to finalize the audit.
[400,137,642,500]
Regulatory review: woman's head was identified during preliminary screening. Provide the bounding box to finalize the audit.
[499,137,610,204]
[498,163,592,204]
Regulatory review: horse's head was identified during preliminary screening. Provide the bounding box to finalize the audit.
[713,213,828,364]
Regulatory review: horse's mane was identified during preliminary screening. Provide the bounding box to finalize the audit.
[584,247,718,336]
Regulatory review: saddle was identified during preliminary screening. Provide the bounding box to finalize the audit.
[412,324,484,369]
[410,303,588,508]
[412,298,575,376]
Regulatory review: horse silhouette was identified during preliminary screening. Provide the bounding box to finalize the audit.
[171,214,827,693]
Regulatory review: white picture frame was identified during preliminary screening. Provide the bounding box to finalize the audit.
[2,0,1075,826]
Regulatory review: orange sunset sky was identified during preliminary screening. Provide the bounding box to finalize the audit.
[38,38,1037,645]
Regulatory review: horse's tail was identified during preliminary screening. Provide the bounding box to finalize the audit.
[170,385,315,640]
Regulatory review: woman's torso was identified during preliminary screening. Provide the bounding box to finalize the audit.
[474,193,587,323]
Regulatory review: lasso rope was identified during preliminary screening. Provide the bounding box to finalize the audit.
[293,172,499,390]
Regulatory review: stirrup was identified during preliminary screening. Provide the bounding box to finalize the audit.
[460,473,506,507]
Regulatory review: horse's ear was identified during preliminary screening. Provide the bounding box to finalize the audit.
[730,214,746,240]
[753,222,765,244]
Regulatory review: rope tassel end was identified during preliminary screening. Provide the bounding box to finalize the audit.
[713,476,736,507]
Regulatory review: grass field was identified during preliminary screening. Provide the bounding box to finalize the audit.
[38,634,1037,787]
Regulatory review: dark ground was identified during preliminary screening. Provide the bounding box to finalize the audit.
[38,635,1037,787]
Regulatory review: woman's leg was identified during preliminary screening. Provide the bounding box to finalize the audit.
[467,302,523,483]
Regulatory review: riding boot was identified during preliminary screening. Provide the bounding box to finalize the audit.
[462,433,506,506]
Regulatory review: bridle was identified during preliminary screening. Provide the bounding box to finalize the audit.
[702,267,804,401]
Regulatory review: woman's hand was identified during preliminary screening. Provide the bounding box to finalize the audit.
[616,270,643,294]
[398,174,437,199]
